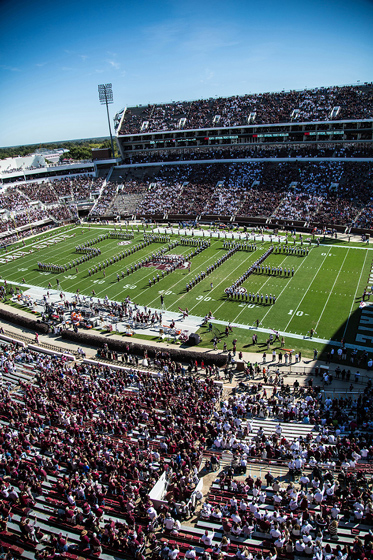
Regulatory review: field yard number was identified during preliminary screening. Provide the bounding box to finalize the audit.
[288,309,303,316]
[158,290,173,295]
[321,253,334,256]
[196,295,211,302]
[123,284,137,290]
[238,303,256,308]
[92,279,105,285]
[64,275,77,279]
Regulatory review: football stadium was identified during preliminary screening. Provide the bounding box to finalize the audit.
[0,82,373,560]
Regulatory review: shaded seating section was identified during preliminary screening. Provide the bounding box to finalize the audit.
[0,176,107,241]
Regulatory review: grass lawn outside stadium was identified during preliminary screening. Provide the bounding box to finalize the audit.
[1,223,372,361]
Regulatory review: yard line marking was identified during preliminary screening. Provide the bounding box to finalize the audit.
[186,250,266,312]
[314,249,350,332]
[260,253,310,325]
[343,248,369,338]
[192,247,263,322]
[147,239,237,311]
[93,245,193,299]
[232,255,290,324]
[56,234,189,296]
[283,247,331,332]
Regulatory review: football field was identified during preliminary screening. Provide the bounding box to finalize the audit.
[1,224,372,357]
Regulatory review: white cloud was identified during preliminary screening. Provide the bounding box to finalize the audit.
[108,60,121,70]
[141,20,185,47]
[0,64,21,72]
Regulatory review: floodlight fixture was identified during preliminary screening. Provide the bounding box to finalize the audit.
[98,83,113,104]
[98,83,115,160]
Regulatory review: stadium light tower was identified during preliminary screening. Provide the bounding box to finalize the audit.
[98,83,115,160]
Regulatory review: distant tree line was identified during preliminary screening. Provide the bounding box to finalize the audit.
[0,138,114,161]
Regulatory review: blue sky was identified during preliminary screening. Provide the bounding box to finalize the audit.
[0,0,372,148]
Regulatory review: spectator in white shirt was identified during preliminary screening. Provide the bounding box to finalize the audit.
[164,513,175,531]
[168,544,180,560]
[185,546,196,559]
[147,506,157,521]
[314,489,324,504]
[295,540,305,553]
[201,530,215,547]
[270,525,281,540]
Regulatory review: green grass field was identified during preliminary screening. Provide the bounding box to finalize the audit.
[1,224,371,359]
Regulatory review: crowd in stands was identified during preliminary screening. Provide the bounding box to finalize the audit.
[18,183,59,205]
[193,380,373,557]
[353,203,373,230]
[0,188,29,213]
[120,85,373,135]
[0,339,220,559]
[89,181,117,217]
[50,176,103,201]
[0,209,53,235]
[134,161,372,228]
[123,145,373,166]
[0,159,372,229]
[89,180,149,218]
[0,333,373,560]
[0,177,103,213]
[47,205,73,222]
[0,177,110,234]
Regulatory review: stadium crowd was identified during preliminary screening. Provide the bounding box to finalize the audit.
[119,85,373,135]
[123,145,373,165]
[0,333,372,560]
[0,177,109,236]
[0,339,221,558]
[133,161,372,227]
[0,160,372,229]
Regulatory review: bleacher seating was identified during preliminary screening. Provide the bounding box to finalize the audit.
[0,333,373,560]
[0,339,222,559]
[119,84,373,135]
[132,161,373,228]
